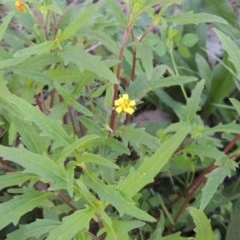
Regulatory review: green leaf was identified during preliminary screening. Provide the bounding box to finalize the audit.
[188,207,214,240]
[230,98,240,116]
[181,33,198,47]
[135,42,153,80]
[149,213,165,240]
[195,53,212,91]
[183,142,226,160]
[0,145,67,188]
[150,76,198,89]
[226,199,240,240]
[166,12,228,25]
[204,121,240,135]
[178,45,191,58]
[58,5,96,41]
[0,81,73,147]
[59,46,118,83]
[6,219,60,240]
[56,134,99,163]
[183,79,205,121]
[12,118,50,154]
[13,41,55,58]
[200,165,231,210]
[76,153,119,169]
[104,0,126,27]
[46,208,96,240]
[66,161,75,198]
[0,172,37,191]
[53,82,93,117]
[117,126,189,198]
[116,125,160,151]
[0,190,52,230]
[104,220,144,240]
[0,11,14,42]
[161,232,190,240]
[214,29,240,77]
[85,171,155,222]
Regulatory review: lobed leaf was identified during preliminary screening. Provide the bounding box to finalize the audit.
[0,81,73,147]
[166,12,227,25]
[188,207,214,240]
[0,11,14,42]
[0,172,38,191]
[6,219,60,240]
[214,29,240,77]
[0,145,67,188]
[57,5,96,41]
[117,126,190,198]
[85,171,156,222]
[0,190,52,230]
[46,208,96,240]
[200,164,232,210]
[59,46,118,83]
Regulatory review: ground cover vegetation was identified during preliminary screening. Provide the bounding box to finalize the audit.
[0,0,240,239]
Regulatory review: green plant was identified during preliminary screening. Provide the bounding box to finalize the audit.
[0,0,240,239]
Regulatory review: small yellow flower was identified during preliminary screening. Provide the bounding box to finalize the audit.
[15,0,25,12]
[114,94,136,115]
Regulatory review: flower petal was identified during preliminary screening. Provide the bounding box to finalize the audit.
[116,106,123,113]
[125,107,134,115]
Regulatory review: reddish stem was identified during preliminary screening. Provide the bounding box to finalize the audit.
[166,133,240,234]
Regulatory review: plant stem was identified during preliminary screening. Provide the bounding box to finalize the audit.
[170,50,187,101]
[109,25,133,133]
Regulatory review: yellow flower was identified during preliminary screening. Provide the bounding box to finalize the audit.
[15,0,25,12]
[114,94,136,115]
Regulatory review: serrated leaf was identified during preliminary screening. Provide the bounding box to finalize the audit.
[214,29,240,77]
[58,5,96,41]
[117,126,189,198]
[226,198,240,240]
[59,46,118,83]
[104,0,126,27]
[13,41,55,58]
[53,82,93,117]
[104,220,144,240]
[0,11,14,42]
[149,213,165,240]
[135,42,153,80]
[188,207,214,240]
[116,125,160,151]
[195,53,212,91]
[166,12,227,25]
[150,76,198,89]
[161,232,189,240]
[0,146,67,188]
[6,219,60,240]
[183,143,226,160]
[204,121,240,135]
[46,208,96,240]
[184,79,205,121]
[12,118,50,154]
[56,134,99,163]
[0,81,73,147]
[200,166,230,210]
[0,190,52,230]
[77,153,119,169]
[66,161,75,197]
[0,172,37,191]
[85,171,155,222]
[230,98,240,116]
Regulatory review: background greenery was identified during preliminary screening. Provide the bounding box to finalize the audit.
[0,0,240,239]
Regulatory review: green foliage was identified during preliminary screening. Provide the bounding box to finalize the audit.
[0,0,239,239]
